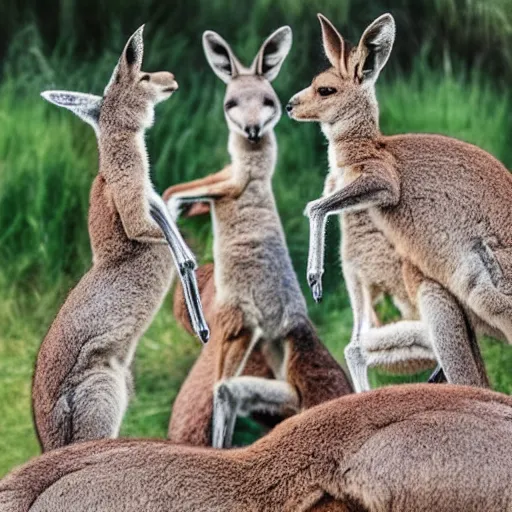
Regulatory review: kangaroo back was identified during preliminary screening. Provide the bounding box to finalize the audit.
[3,385,512,512]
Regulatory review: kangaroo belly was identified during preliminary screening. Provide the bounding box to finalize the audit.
[213,208,307,337]
[341,211,413,309]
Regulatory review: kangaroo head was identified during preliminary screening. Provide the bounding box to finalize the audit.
[287,14,395,133]
[203,26,292,144]
[41,26,178,135]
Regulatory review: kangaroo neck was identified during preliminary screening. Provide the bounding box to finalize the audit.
[98,129,149,181]
[228,131,277,182]
[321,89,382,167]
[323,120,382,169]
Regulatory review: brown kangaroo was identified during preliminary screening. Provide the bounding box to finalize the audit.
[287,13,511,387]
[2,384,512,511]
[33,26,206,452]
[164,27,352,448]
[318,171,502,391]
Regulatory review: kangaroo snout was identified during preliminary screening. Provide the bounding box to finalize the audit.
[286,96,299,117]
[163,73,179,92]
[245,125,261,143]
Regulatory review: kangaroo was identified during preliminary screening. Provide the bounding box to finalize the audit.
[287,13,512,387]
[169,263,291,446]
[2,385,512,511]
[319,172,504,391]
[33,26,207,452]
[169,262,350,445]
[163,27,352,448]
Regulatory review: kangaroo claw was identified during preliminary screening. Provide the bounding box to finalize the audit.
[181,269,210,344]
[307,272,323,303]
[312,282,323,303]
[428,365,447,384]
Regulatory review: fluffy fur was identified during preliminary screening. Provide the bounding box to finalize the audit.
[2,385,512,511]
[33,27,181,450]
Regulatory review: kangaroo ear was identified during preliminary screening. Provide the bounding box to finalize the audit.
[202,31,241,83]
[252,26,292,82]
[41,90,102,133]
[318,14,347,74]
[121,25,144,72]
[105,25,145,92]
[355,14,395,83]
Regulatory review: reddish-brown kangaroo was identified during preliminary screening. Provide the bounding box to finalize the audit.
[2,385,511,511]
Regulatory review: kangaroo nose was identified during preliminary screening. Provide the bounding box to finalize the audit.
[245,125,261,143]
[286,97,298,115]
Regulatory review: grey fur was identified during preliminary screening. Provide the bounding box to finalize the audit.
[33,26,200,451]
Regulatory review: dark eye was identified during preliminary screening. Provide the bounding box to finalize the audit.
[140,74,150,82]
[224,99,237,110]
[317,87,337,97]
[263,97,275,108]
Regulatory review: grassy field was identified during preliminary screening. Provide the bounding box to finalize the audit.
[0,0,511,477]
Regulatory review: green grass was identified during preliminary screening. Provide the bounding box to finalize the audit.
[0,0,511,477]
[0,60,511,476]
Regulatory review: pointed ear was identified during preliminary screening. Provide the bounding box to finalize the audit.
[252,26,292,82]
[118,25,145,77]
[355,14,395,83]
[41,90,102,132]
[104,25,145,94]
[318,14,346,73]
[202,31,241,83]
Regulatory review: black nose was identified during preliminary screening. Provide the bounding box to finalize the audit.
[245,125,261,143]
[286,102,293,113]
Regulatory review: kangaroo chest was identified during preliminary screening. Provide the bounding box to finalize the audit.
[211,181,307,336]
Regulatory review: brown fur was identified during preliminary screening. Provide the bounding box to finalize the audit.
[33,28,180,451]
[169,263,351,445]
[288,13,510,387]
[2,385,512,511]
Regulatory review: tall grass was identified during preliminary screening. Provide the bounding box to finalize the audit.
[1,0,512,79]
[0,0,511,476]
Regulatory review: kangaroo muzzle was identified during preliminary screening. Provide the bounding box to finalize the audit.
[245,125,261,143]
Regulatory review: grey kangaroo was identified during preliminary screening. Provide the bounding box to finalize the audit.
[33,26,207,452]
[164,27,351,448]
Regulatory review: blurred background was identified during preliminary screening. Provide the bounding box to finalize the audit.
[0,0,511,476]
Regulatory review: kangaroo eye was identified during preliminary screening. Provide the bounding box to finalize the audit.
[140,75,151,82]
[263,97,275,108]
[225,99,237,110]
[317,87,337,97]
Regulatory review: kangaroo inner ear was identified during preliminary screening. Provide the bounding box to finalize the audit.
[356,14,395,83]
[203,31,240,83]
[41,91,102,133]
[253,26,292,82]
[317,14,346,74]
[121,25,145,74]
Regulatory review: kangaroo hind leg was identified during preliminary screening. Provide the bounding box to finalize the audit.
[68,364,130,444]
[403,261,489,387]
[343,266,374,392]
[212,376,299,449]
